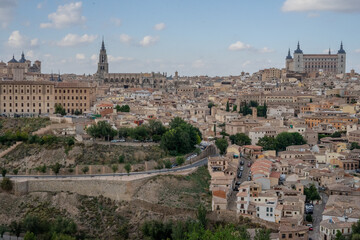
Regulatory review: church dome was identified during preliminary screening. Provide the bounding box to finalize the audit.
[8,55,18,63]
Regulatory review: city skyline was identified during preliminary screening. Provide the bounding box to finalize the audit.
[1,0,360,76]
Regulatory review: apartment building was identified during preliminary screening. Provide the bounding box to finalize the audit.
[54,82,96,114]
[0,81,96,115]
[0,81,55,115]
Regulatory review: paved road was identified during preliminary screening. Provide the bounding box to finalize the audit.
[227,156,251,211]
[83,140,159,147]
[3,158,208,180]
[309,192,328,240]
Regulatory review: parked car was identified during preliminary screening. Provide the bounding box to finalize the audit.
[247,176,251,181]
[238,172,243,178]
[240,160,244,165]
[247,162,252,167]
[308,227,313,231]
[236,181,241,185]
[355,169,360,173]
[240,166,244,171]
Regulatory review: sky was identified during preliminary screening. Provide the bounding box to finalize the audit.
[1,0,360,76]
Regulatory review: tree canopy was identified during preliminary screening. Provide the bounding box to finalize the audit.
[229,133,251,146]
[257,132,306,152]
[86,121,117,141]
[215,138,228,155]
[161,117,202,155]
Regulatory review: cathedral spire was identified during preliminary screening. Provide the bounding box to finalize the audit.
[329,48,331,55]
[101,36,105,51]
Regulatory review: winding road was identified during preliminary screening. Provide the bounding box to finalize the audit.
[3,158,209,180]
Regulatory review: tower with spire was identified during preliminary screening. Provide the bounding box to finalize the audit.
[293,41,304,73]
[97,37,108,75]
[337,41,346,74]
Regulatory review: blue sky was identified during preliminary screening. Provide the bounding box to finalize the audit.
[1,0,360,76]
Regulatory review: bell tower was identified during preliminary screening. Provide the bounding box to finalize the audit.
[97,38,108,75]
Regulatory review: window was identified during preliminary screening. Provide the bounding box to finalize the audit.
[289,234,292,238]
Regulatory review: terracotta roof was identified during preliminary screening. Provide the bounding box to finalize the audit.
[213,190,226,199]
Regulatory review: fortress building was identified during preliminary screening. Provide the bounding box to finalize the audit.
[286,42,346,75]
[95,39,167,89]
[0,52,41,81]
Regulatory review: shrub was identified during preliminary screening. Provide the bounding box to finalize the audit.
[1,177,13,191]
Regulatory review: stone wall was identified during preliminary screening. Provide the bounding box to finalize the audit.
[14,177,147,201]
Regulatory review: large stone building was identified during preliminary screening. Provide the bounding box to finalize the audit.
[96,40,167,89]
[0,81,96,115]
[0,52,41,81]
[0,81,54,115]
[286,42,346,75]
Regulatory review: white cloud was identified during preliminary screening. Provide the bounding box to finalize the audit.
[355,49,360,53]
[57,33,97,46]
[111,18,122,26]
[108,55,134,62]
[119,34,132,43]
[37,3,43,9]
[90,54,97,61]
[228,41,252,51]
[7,30,26,48]
[0,0,17,28]
[242,60,251,67]
[139,35,159,47]
[26,50,34,58]
[282,0,360,12]
[40,1,86,29]
[30,38,39,47]
[192,59,205,68]
[154,22,166,31]
[259,47,274,53]
[76,53,85,60]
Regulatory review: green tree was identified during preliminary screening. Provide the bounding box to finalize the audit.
[335,230,346,240]
[81,166,89,174]
[118,154,125,163]
[254,229,271,240]
[306,214,313,222]
[117,223,129,240]
[257,136,278,151]
[215,138,228,155]
[86,121,117,141]
[304,184,321,203]
[124,163,131,175]
[276,132,306,151]
[208,102,215,115]
[54,104,66,116]
[164,160,172,169]
[1,168,7,178]
[226,101,230,112]
[229,133,251,146]
[116,105,130,112]
[51,163,61,176]
[175,156,185,166]
[51,233,76,240]
[232,104,237,112]
[1,177,13,191]
[351,220,360,239]
[130,125,150,141]
[118,127,131,139]
[147,120,166,136]
[350,142,360,150]
[74,109,81,116]
[331,131,342,138]
[24,232,36,240]
[10,221,22,240]
[161,118,202,155]
[196,204,207,228]
[111,165,118,175]
[250,101,259,107]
